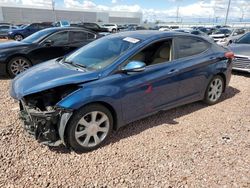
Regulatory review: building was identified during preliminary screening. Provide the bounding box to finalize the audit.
[0,5,142,25]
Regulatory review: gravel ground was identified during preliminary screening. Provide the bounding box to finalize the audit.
[0,73,249,187]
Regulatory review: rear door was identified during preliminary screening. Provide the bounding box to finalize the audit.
[173,36,213,103]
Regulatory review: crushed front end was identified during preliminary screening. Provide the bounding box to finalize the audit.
[17,85,78,146]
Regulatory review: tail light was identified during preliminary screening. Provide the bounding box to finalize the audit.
[225,51,234,59]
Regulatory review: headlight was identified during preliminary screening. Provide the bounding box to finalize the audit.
[8,31,13,34]
[220,38,227,42]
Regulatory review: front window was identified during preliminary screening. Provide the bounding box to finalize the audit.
[63,36,140,70]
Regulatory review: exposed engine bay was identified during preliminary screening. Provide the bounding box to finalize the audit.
[19,85,79,146]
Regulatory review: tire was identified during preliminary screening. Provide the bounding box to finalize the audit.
[65,104,113,152]
[112,29,116,33]
[14,34,23,41]
[204,75,224,105]
[7,56,32,78]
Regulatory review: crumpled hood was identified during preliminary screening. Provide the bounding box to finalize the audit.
[10,59,100,100]
[228,43,250,57]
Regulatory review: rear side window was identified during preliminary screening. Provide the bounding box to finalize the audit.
[70,31,88,42]
[175,37,209,59]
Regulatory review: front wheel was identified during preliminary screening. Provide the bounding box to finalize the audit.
[204,75,224,105]
[7,56,32,78]
[65,104,113,152]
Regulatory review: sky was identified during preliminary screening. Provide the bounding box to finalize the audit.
[0,0,250,22]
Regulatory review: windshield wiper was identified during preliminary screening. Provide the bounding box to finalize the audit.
[63,60,87,69]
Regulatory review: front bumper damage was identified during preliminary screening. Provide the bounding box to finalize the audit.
[19,100,72,146]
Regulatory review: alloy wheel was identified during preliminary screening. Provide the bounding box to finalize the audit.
[75,111,110,148]
[10,58,31,76]
[208,78,223,102]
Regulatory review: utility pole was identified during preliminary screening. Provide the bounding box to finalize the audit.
[225,0,231,25]
[52,0,56,22]
[176,5,179,23]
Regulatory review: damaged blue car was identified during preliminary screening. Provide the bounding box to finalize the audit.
[10,31,233,152]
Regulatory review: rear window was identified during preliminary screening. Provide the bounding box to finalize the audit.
[175,37,209,59]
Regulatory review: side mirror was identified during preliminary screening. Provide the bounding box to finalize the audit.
[122,61,146,73]
[44,40,54,47]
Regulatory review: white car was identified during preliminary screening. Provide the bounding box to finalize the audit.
[102,24,118,33]
[159,27,170,31]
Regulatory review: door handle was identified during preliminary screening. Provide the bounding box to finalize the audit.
[168,69,179,75]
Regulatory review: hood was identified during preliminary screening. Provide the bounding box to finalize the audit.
[209,34,225,38]
[0,41,30,50]
[10,59,100,100]
[228,43,250,57]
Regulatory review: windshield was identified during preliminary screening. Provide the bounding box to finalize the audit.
[235,33,250,44]
[22,29,53,43]
[64,36,140,70]
[213,29,231,34]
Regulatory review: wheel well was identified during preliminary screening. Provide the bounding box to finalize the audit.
[78,101,118,130]
[216,73,226,92]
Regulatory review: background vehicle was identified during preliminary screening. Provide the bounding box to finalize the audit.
[102,23,118,33]
[228,32,250,73]
[173,28,213,41]
[53,20,70,27]
[8,22,53,41]
[10,31,233,152]
[159,27,170,31]
[0,24,18,38]
[217,28,246,46]
[0,27,99,77]
[209,28,232,43]
[74,22,108,33]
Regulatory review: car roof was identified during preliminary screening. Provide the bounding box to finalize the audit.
[108,30,189,41]
[40,27,98,34]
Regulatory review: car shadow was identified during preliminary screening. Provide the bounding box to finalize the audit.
[0,75,10,80]
[49,86,240,154]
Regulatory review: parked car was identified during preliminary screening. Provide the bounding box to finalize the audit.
[10,31,233,152]
[228,32,250,73]
[102,23,118,33]
[217,28,246,46]
[0,24,18,38]
[0,27,99,77]
[209,28,232,43]
[53,20,70,27]
[8,22,52,41]
[75,22,108,33]
[159,27,170,31]
[173,28,213,42]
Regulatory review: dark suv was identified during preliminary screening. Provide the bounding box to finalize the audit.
[8,22,52,41]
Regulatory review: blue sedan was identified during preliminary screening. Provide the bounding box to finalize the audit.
[10,31,233,152]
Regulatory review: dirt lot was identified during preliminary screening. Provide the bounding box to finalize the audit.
[0,73,249,187]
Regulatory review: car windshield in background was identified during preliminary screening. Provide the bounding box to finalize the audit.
[213,29,232,34]
[64,36,140,70]
[22,29,53,43]
[235,33,250,44]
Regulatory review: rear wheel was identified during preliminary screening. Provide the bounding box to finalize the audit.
[204,75,224,105]
[7,56,32,78]
[66,104,113,152]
